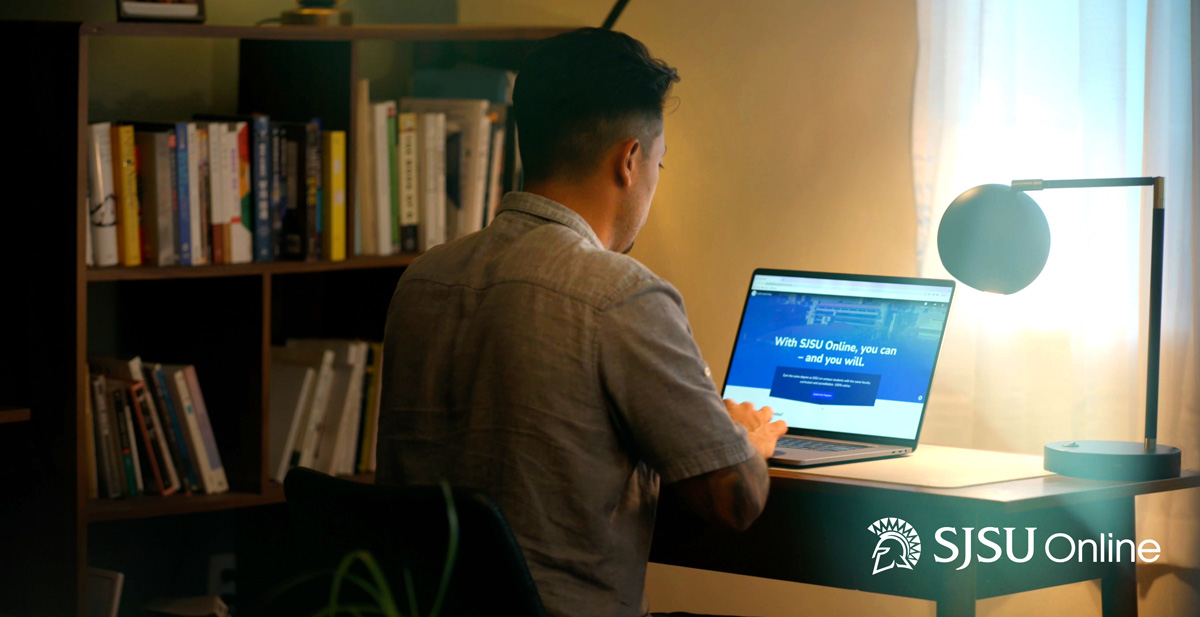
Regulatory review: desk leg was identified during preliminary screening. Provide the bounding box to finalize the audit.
[1100,497,1138,617]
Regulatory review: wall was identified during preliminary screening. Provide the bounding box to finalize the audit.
[459,1,1101,615]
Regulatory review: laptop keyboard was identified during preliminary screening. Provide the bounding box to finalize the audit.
[778,437,870,452]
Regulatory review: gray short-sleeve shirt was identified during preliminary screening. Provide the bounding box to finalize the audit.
[376,192,756,617]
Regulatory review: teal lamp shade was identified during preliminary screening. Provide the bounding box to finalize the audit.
[936,184,1052,294]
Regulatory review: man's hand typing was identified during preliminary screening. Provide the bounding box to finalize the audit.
[724,399,788,460]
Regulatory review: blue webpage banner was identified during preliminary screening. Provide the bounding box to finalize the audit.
[770,367,881,406]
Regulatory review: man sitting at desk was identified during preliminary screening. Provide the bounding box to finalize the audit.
[376,27,787,617]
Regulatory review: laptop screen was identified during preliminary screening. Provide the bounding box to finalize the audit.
[721,270,954,443]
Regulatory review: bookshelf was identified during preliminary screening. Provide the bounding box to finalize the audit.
[0,20,570,617]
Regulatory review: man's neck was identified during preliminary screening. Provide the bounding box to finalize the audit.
[523,180,618,251]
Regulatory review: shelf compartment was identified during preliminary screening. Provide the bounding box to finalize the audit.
[86,254,418,282]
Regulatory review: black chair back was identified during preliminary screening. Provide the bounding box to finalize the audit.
[277,467,546,617]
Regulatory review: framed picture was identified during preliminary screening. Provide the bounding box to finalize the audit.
[116,0,206,23]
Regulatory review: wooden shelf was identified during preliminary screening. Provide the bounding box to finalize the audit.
[89,473,376,522]
[0,407,31,424]
[80,22,574,42]
[86,254,419,282]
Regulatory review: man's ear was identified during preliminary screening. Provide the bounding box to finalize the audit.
[614,137,641,188]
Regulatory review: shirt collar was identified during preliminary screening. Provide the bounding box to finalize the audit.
[496,192,606,250]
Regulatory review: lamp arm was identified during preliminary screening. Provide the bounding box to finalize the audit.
[1011,176,1165,451]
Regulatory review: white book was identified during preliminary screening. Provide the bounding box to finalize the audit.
[336,341,369,474]
[86,567,124,617]
[371,101,396,254]
[184,366,228,493]
[205,123,227,264]
[292,349,336,470]
[398,112,419,253]
[229,121,254,264]
[355,79,377,256]
[185,123,205,265]
[401,98,490,241]
[87,123,119,267]
[287,339,365,475]
[164,366,214,493]
[225,125,241,263]
[268,359,316,484]
[416,112,447,251]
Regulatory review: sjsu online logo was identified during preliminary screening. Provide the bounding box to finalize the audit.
[868,518,922,574]
[868,517,1162,575]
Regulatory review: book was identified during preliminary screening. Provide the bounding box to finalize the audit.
[321,130,347,262]
[86,567,124,617]
[271,124,285,259]
[134,129,178,266]
[91,376,122,499]
[108,381,139,497]
[87,123,119,267]
[416,112,447,251]
[229,121,254,264]
[287,339,369,475]
[250,115,273,263]
[357,342,383,474]
[185,123,204,265]
[221,124,241,264]
[272,346,336,471]
[163,366,214,493]
[397,112,419,252]
[371,101,396,255]
[401,98,491,242]
[354,78,376,256]
[268,355,316,483]
[110,124,142,267]
[201,122,227,265]
[307,120,323,261]
[195,126,212,265]
[122,380,168,495]
[278,121,322,261]
[174,123,193,265]
[148,363,200,494]
[183,366,229,494]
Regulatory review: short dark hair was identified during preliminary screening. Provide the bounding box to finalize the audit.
[513,28,680,184]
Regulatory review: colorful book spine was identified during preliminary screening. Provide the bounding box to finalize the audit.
[151,364,199,494]
[110,385,139,497]
[387,112,401,252]
[306,120,322,261]
[322,130,347,262]
[231,121,253,264]
[253,115,273,262]
[110,124,142,267]
[174,123,193,265]
[126,381,167,495]
[398,112,419,253]
[165,367,213,493]
[279,123,306,260]
[206,123,227,265]
[87,123,119,267]
[271,124,285,259]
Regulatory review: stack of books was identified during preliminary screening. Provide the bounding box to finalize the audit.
[87,69,522,269]
[268,339,384,483]
[87,356,228,498]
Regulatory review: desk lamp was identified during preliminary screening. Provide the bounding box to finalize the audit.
[937,177,1181,481]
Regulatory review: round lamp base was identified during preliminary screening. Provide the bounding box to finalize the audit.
[1045,440,1181,481]
[281,8,352,26]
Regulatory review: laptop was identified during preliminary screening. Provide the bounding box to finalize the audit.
[721,269,955,466]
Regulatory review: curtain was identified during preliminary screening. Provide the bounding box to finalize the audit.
[912,0,1197,613]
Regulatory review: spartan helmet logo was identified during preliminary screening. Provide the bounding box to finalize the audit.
[868,518,922,575]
